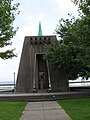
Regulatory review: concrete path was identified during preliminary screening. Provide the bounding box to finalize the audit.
[20,101,71,120]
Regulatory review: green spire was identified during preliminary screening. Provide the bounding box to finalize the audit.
[38,22,42,36]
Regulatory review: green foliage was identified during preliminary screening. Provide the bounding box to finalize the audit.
[0,0,20,59]
[58,98,90,120]
[45,0,90,80]
[0,49,16,59]
[0,102,27,120]
[72,0,90,15]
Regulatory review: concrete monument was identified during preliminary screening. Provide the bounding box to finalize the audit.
[16,23,69,93]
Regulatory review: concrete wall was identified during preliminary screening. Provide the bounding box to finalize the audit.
[50,67,69,92]
[16,37,33,93]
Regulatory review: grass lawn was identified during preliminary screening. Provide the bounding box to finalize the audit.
[58,98,90,120]
[0,102,27,120]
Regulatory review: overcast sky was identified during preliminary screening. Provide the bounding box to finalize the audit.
[0,0,78,83]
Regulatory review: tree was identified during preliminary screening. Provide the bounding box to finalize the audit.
[45,0,90,80]
[0,0,20,59]
[72,0,90,15]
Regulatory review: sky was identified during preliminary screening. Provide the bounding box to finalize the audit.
[0,0,79,83]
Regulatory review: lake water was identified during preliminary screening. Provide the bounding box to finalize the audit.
[0,79,90,92]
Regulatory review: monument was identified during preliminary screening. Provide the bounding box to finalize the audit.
[16,23,69,93]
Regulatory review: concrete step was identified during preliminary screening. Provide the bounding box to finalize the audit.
[0,91,90,102]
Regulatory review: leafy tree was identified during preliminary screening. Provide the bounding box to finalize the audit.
[45,0,90,80]
[0,0,20,59]
[72,0,90,15]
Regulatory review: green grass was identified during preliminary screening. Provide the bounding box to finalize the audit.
[0,102,27,120]
[58,98,90,120]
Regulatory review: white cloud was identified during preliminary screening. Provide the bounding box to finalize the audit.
[56,0,78,16]
[37,13,46,22]
[57,0,71,7]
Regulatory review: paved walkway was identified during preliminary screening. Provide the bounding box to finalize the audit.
[20,101,71,120]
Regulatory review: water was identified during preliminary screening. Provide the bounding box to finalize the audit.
[0,81,14,84]
[0,81,14,92]
[0,79,90,92]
